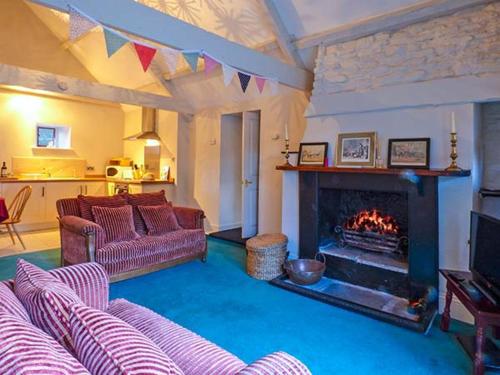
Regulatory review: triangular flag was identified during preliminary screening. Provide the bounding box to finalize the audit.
[161,47,180,73]
[255,76,266,94]
[68,5,99,41]
[222,64,236,86]
[268,79,279,95]
[133,42,157,72]
[203,54,219,76]
[182,51,200,72]
[238,72,251,93]
[103,27,128,57]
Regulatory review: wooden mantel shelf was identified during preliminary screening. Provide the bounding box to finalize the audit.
[276,165,471,177]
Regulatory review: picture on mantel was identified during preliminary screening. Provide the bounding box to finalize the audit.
[388,138,431,169]
[298,143,328,166]
[336,132,376,167]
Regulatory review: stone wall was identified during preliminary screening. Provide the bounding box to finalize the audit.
[313,2,500,96]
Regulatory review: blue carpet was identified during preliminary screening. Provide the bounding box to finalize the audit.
[0,239,473,374]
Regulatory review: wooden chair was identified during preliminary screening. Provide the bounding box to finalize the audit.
[2,185,32,250]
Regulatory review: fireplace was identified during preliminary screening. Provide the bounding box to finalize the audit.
[272,169,441,332]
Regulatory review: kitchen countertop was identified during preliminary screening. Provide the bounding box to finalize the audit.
[0,176,107,183]
[109,179,175,185]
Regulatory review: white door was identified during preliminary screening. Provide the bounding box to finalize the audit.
[45,182,82,222]
[1,183,46,227]
[241,111,260,238]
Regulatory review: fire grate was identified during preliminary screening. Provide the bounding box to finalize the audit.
[335,226,408,255]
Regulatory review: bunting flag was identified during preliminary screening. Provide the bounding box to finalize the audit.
[103,27,128,57]
[268,79,279,95]
[238,72,251,93]
[160,47,180,73]
[203,54,220,76]
[222,64,236,86]
[133,43,157,72]
[255,76,266,94]
[68,5,99,41]
[182,51,200,72]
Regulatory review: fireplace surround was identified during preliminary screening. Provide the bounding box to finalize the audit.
[272,168,450,331]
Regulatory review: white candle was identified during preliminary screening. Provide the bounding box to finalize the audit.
[451,112,456,133]
[285,122,289,140]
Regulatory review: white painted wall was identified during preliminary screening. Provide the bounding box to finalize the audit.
[219,114,243,230]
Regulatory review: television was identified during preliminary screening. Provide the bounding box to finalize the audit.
[470,211,500,304]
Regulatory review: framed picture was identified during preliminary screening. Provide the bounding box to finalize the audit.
[388,138,430,169]
[298,142,328,166]
[336,132,376,167]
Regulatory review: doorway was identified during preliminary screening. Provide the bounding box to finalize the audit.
[211,111,260,244]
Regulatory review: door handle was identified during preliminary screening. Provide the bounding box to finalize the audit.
[42,186,45,197]
[242,179,253,187]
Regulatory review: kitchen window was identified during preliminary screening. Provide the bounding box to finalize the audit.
[36,124,71,149]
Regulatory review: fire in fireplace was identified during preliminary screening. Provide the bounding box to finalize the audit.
[335,209,407,255]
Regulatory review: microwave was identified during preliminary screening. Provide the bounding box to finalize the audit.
[106,166,133,180]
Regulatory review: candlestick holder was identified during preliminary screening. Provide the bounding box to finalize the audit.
[445,132,463,171]
[282,138,292,167]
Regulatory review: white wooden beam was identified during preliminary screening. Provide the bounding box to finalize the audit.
[295,0,496,49]
[28,0,313,91]
[259,0,307,69]
[0,63,193,112]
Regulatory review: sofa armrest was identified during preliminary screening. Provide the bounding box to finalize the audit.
[173,206,205,230]
[49,263,110,311]
[59,216,106,264]
[237,352,311,375]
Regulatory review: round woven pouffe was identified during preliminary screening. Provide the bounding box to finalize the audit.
[246,233,288,280]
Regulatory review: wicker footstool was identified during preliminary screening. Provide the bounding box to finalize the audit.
[246,233,288,280]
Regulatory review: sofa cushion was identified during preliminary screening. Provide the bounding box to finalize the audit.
[107,299,246,375]
[0,282,31,322]
[0,313,90,375]
[237,352,312,375]
[77,194,127,222]
[96,229,206,275]
[138,204,181,235]
[14,259,84,352]
[69,304,183,375]
[92,205,139,243]
[126,190,170,234]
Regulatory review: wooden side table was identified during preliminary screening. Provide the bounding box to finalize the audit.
[440,269,500,375]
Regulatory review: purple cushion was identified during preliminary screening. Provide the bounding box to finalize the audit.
[14,259,84,352]
[0,313,90,375]
[69,304,183,375]
[77,194,127,222]
[126,190,170,234]
[138,204,181,235]
[107,299,246,375]
[92,205,139,243]
[0,282,31,322]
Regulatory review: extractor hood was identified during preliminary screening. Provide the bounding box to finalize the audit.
[123,107,161,141]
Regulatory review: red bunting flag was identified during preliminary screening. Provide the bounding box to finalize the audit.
[255,76,266,93]
[133,43,157,72]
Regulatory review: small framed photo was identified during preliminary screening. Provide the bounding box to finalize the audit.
[388,138,430,169]
[336,132,376,167]
[298,142,328,166]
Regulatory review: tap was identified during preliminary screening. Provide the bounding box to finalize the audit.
[42,168,51,178]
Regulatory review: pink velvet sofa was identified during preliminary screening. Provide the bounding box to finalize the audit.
[56,192,207,282]
[0,262,311,374]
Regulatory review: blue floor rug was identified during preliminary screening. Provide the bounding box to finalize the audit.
[0,239,472,374]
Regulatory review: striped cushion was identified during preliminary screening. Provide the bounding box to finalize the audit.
[77,194,127,222]
[107,299,246,375]
[0,313,90,375]
[92,205,139,243]
[237,352,312,375]
[96,229,206,275]
[69,304,184,375]
[14,259,84,352]
[138,204,181,235]
[0,282,31,322]
[126,190,170,234]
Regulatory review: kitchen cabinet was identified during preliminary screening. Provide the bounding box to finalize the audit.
[0,180,106,232]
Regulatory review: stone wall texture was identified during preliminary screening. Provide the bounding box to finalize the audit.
[313,3,500,96]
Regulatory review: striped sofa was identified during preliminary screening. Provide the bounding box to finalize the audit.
[0,262,311,375]
[56,192,207,282]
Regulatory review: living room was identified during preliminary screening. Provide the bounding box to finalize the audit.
[0,1,499,374]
